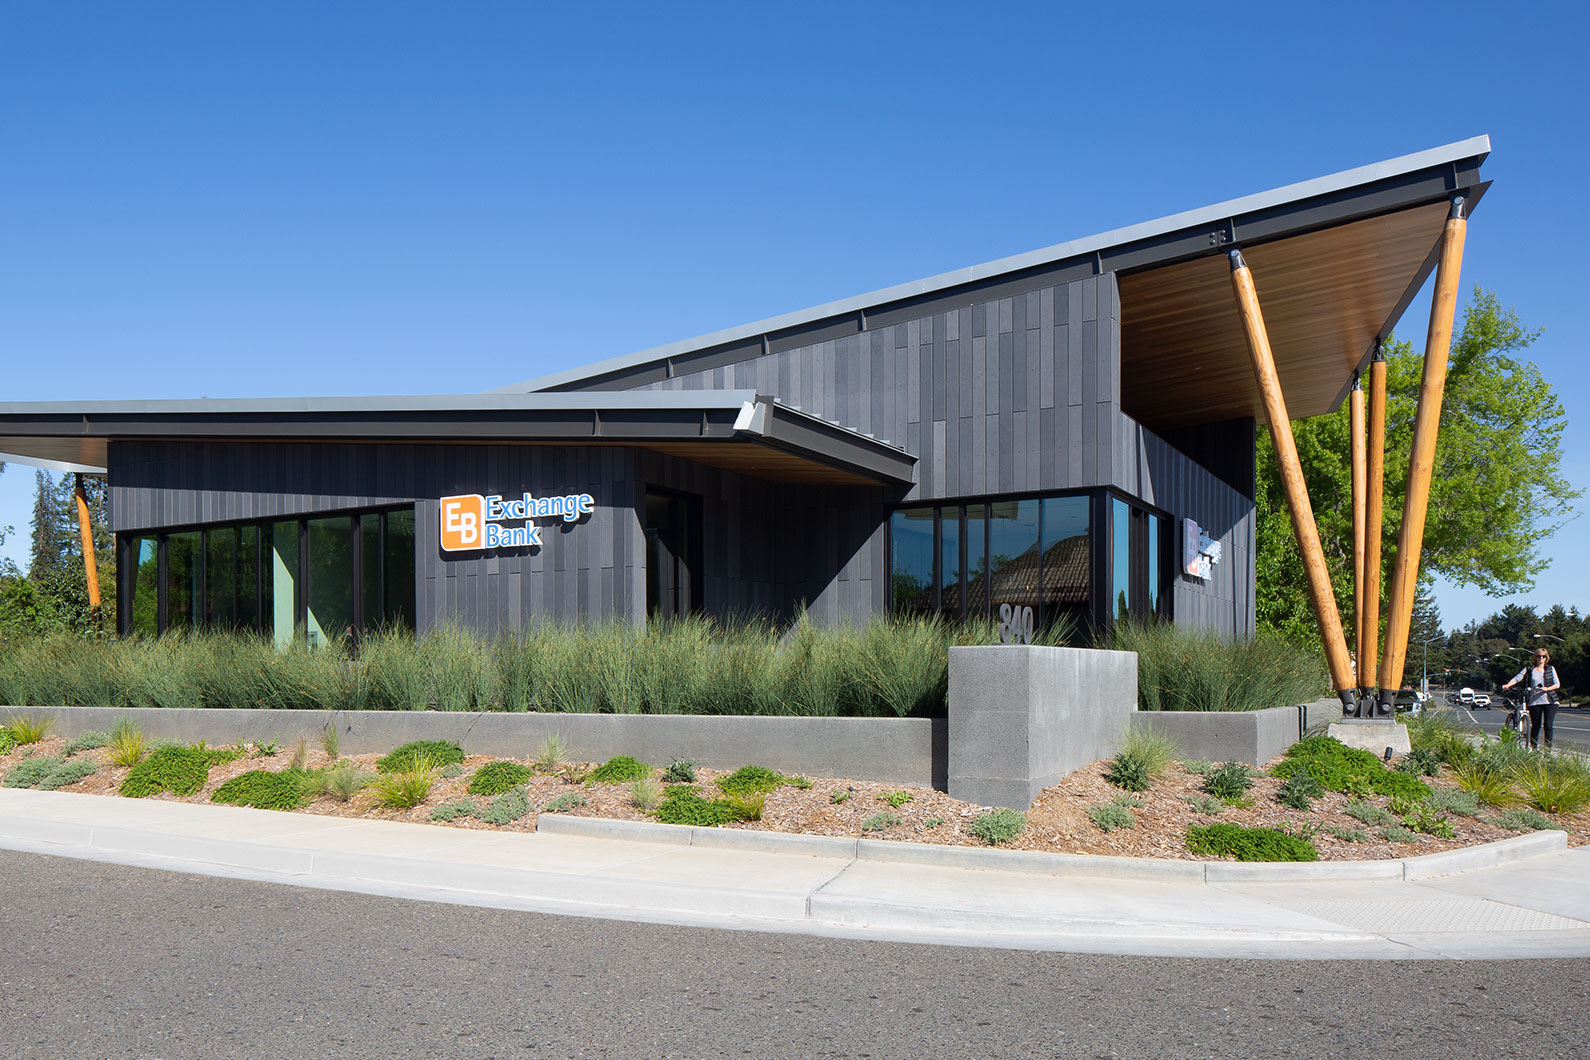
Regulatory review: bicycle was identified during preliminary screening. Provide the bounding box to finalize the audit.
[1500,692,1530,740]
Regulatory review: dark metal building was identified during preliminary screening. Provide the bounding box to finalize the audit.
[0,138,1492,644]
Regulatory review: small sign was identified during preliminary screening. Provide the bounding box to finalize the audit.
[1183,518,1222,581]
[997,603,1036,644]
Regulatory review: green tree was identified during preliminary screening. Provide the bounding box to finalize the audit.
[29,470,76,580]
[1256,288,1578,648]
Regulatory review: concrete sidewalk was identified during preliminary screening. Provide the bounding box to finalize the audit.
[3,788,1589,959]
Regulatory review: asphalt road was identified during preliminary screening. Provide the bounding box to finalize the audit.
[3,849,1589,1059]
[1437,699,1590,747]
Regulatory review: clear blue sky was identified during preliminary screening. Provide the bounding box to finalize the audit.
[0,1,1584,631]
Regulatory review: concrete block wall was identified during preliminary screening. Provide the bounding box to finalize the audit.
[947,645,1137,809]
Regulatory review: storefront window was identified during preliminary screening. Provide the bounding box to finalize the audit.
[1041,496,1090,630]
[964,504,987,620]
[1112,498,1131,621]
[120,505,413,642]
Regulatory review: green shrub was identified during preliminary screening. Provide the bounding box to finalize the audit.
[1201,762,1254,802]
[1342,799,1395,826]
[1120,724,1181,775]
[716,765,788,796]
[881,789,914,808]
[303,760,373,802]
[830,788,850,804]
[1272,737,1430,801]
[533,732,570,774]
[376,741,464,773]
[121,745,236,798]
[1515,758,1590,816]
[861,811,901,832]
[431,799,479,822]
[440,764,463,778]
[1186,823,1318,862]
[1379,825,1418,844]
[653,787,736,827]
[211,770,308,811]
[923,816,945,829]
[106,719,148,768]
[1113,793,1145,808]
[1452,760,1516,807]
[588,755,652,785]
[369,759,435,808]
[1275,773,1324,810]
[37,759,98,790]
[5,714,53,745]
[3,755,65,788]
[0,730,16,756]
[1181,759,1213,775]
[722,791,764,821]
[1186,794,1225,815]
[468,761,534,796]
[1426,786,1482,818]
[1087,802,1135,832]
[1104,751,1153,793]
[631,775,663,811]
[967,807,1026,846]
[1395,748,1442,777]
[475,788,530,826]
[543,792,588,814]
[661,757,697,783]
[1113,621,1326,712]
[1491,808,1557,832]
[1400,805,1456,839]
[63,730,109,755]
[1323,824,1370,843]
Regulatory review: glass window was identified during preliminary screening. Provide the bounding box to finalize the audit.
[988,498,1042,617]
[382,508,416,630]
[938,508,961,621]
[306,516,353,646]
[1112,498,1131,622]
[165,531,201,631]
[360,514,381,634]
[889,507,936,615]
[236,525,259,631]
[129,537,159,636]
[646,490,704,619]
[264,521,299,648]
[205,527,237,630]
[1041,496,1090,630]
[964,504,987,620]
[1147,513,1163,620]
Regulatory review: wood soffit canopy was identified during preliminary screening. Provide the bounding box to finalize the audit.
[1118,200,1453,432]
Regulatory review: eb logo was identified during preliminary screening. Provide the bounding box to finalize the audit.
[439,494,486,551]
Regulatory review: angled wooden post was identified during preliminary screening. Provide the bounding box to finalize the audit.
[1350,374,1366,696]
[1229,250,1356,710]
[1379,198,1467,713]
[74,473,101,610]
[1362,345,1387,707]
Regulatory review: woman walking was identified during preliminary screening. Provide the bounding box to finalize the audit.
[1502,648,1562,750]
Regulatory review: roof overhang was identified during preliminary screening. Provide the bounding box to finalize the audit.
[0,391,916,488]
[497,136,1491,436]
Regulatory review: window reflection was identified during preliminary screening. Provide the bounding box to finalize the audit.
[889,508,936,614]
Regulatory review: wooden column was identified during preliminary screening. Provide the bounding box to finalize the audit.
[1229,250,1355,705]
[1378,198,1467,711]
[1350,375,1366,692]
[74,473,101,610]
[1362,346,1387,701]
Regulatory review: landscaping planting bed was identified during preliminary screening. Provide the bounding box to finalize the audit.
[3,713,1586,861]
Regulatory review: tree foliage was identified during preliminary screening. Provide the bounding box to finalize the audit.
[1256,288,1578,663]
[1,471,115,638]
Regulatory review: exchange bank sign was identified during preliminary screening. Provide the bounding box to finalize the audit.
[440,492,595,552]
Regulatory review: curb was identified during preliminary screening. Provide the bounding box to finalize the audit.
[535,814,1569,881]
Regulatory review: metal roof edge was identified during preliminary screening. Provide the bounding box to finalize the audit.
[496,135,1490,395]
[0,390,765,418]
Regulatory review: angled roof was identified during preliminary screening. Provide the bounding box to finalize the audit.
[498,137,1491,433]
[0,391,915,486]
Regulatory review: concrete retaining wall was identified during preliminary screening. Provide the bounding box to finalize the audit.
[1132,698,1342,766]
[4,706,944,788]
[947,645,1138,810]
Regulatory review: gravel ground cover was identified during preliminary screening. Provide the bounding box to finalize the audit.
[1,727,1584,860]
